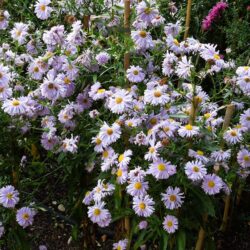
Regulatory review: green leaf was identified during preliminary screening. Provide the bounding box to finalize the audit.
[177,230,186,250]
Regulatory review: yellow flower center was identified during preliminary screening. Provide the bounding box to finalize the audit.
[95,138,102,145]
[144,7,152,14]
[167,221,173,227]
[34,66,39,72]
[12,100,20,106]
[244,77,250,83]
[185,124,193,130]
[97,89,105,94]
[40,4,46,11]
[204,113,211,119]
[134,182,142,190]
[158,163,166,171]
[0,72,2,78]
[197,150,204,156]
[150,117,157,125]
[154,90,162,98]
[117,246,122,250]
[0,87,4,93]
[22,213,30,220]
[149,147,155,153]
[208,180,215,188]
[173,39,179,46]
[139,202,146,210]
[127,121,133,127]
[169,195,176,202]
[16,30,22,37]
[139,31,147,38]
[93,208,101,216]
[64,77,71,84]
[102,150,109,158]
[107,128,113,135]
[48,83,55,89]
[115,97,123,104]
[163,127,170,132]
[118,154,124,163]
[116,169,123,177]
[6,193,13,199]
[243,155,250,161]
[213,54,220,60]
[195,96,203,103]
[193,166,200,172]
[133,70,139,75]
[230,130,237,137]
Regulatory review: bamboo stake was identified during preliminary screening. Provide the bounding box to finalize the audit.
[184,0,192,39]
[195,215,208,250]
[220,104,235,232]
[83,15,90,31]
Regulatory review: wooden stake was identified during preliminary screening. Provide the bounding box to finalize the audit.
[220,104,235,232]
[83,15,90,31]
[184,0,192,39]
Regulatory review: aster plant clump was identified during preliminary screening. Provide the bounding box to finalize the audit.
[0,0,249,248]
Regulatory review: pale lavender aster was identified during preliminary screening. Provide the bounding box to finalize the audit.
[138,220,148,230]
[136,1,158,25]
[133,195,155,217]
[131,30,154,50]
[2,97,27,116]
[95,52,110,65]
[161,187,184,210]
[240,109,250,129]
[10,22,29,45]
[223,128,243,145]
[0,11,10,30]
[39,245,47,250]
[178,124,199,138]
[16,207,35,228]
[163,215,178,234]
[148,158,176,180]
[210,149,231,162]
[113,239,128,250]
[237,149,250,168]
[185,160,207,181]
[0,185,19,208]
[35,0,53,20]
[202,174,223,195]
[126,180,149,197]
[126,66,145,83]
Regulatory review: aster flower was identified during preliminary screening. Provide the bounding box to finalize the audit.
[89,82,108,100]
[176,56,194,79]
[82,191,94,205]
[163,215,178,234]
[10,22,29,45]
[126,66,145,83]
[99,122,121,146]
[185,160,207,181]
[148,158,176,179]
[138,220,148,230]
[237,149,250,168]
[210,149,231,162]
[61,135,79,153]
[0,64,11,85]
[161,187,184,210]
[0,85,12,101]
[127,180,149,197]
[188,149,209,163]
[136,1,158,25]
[240,108,250,129]
[116,167,128,184]
[164,21,181,36]
[131,30,154,50]
[128,166,147,182]
[35,0,53,20]
[16,207,35,228]
[95,52,110,65]
[144,140,161,161]
[144,86,170,106]
[87,202,111,227]
[118,150,132,168]
[0,11,10,30]
[2,97,27,116]
[202,174,223,195]
[178,124,199,138]
[133,195,155,217]
[108,89,132,114]
[223,128,243,145]
[0,185,19,208]
[113,239,128,250]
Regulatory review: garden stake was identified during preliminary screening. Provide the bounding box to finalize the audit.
[184,0,192,39]
[83,15,90,31]
[124,0,130,73]
[220,104,235,232]
[195,214,208,250]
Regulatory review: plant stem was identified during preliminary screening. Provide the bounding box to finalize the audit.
[184,0,192,39]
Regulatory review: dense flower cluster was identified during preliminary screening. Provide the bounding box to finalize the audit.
[0,0,248,248]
